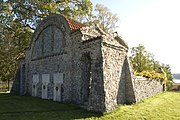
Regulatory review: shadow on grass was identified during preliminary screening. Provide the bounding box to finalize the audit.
[0,93,103,120]
[0,109,103,120]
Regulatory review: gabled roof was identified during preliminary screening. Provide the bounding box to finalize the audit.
[64,16,86,32]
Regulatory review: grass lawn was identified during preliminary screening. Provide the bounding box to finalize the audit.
[0,92,180,120]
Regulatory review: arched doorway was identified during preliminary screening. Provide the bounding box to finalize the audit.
[81,52,92,105]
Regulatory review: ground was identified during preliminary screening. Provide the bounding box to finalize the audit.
[0,92,180,120]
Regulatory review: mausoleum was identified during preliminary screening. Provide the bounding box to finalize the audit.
[11,14,163,112]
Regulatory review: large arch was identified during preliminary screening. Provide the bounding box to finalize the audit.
[31,25,65,60]
[30,14,71,60]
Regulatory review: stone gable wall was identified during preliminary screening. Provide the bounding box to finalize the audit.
[23,14,74,102]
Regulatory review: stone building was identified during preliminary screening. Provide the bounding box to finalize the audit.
[11,14,163,112]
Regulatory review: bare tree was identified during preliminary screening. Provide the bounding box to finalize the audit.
[93,4,119,33]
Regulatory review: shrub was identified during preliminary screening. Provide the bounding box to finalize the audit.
[135,70,165,81]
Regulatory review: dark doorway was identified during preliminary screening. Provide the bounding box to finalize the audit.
[81,53,91,105]
[163,84,166,91]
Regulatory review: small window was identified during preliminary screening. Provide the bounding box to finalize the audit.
[43,85,46,89]
[56,86,58,91]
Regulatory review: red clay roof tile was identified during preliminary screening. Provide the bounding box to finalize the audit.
[64,16,86,32]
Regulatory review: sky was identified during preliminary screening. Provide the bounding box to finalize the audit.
[91,0,180,73]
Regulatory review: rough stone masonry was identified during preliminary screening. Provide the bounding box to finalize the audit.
[11,14,164,112]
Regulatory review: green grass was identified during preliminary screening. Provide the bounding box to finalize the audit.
[94,92,180,120]
[0,94,100,120]
[0,92,180,120]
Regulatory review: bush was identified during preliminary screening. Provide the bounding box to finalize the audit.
[135,70,165,81]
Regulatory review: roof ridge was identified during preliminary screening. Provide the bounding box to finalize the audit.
[62,15,86,32]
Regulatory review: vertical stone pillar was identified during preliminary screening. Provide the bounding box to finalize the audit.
[88,58,105,112]
[42,74,50,99]
[53,73,64,102]
[32,74,39,97]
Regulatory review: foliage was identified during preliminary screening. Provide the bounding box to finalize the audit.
[130,44,174,89]
[161,64,174,89]
[1,92,180,119]
[130,44,155,72]
[1,0,93,30]
[0,0,93,81]
[0,18,32,81]
[88,4,119,33]
[0,1,120,82]
[135,71,164,80]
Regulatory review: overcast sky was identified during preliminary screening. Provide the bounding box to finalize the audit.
[91,0,180,73]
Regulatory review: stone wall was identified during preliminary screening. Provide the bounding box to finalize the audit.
[79,37,105,112]
[26,15,106,112]
[133,78,163,102]
[122,57,136,104]
[11,68,20,94]
[22,15,75,102]
[11,59,25,95]
[101,35,128,112]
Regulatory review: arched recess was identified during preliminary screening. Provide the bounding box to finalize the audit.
[81,52,92,105]
[30,14,71,60]
[31,25,65,60]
